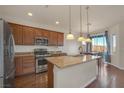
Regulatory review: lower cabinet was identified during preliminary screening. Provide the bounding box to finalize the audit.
[15,56,35,76]
[22,56,35,74]
[15,56,23,76]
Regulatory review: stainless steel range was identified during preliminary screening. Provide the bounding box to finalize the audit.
[34,49,50,73]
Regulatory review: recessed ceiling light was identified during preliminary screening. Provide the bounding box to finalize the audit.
[55,21,60,25]
[28,12,33,16]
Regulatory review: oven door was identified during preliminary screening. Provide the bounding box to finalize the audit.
[36,57,48,73]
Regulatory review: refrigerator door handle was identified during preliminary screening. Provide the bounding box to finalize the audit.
[8,34,15,62]
[11,35,15,59]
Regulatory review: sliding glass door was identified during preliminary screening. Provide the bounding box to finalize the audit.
[92,35,106,52]
[91,35,107,62]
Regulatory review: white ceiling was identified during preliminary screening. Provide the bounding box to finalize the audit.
[0,5,124,33]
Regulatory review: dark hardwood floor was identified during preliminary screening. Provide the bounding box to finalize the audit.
[15,63,124,88]
[87,63,124,88]
[15,72,48,88]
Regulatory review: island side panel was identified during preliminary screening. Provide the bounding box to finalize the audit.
[48,62,54,88]
[53,60,98,88]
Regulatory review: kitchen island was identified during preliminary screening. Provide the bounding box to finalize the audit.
[46,55,101,88]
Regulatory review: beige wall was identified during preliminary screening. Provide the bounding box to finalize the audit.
[62,33,81,55]
[118,22,124,69]
[109,24,120,68]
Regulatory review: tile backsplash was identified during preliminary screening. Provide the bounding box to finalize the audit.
[14,45,63,53]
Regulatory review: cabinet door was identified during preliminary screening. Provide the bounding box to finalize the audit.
[53,32,58,45]
[9,23,23,45]
[22,56,35,74]
[49,31,58,46]
[57,33,64,46]
[22,26,35,45]
[14,57,23,76]
[42,29,50,38]
[35,28,43,37]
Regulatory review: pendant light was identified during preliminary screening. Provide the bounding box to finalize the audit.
[78,5,85,42]
[85,6,92,42]
[66,6,74,40]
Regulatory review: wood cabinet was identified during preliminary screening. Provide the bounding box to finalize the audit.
[49,31,64,46]
[57,32,64,46]
[9,23,23,45]
[48,62,54,88]
[22,26,35,45]
[9,23,64,46]
[22,56,35,74]
[35,28,43,37]
[15,56,23,76]
[49,31,58,46]
[15,55,35,76]
[42,29,50,38]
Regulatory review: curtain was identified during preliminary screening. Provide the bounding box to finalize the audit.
[105,31,111,63]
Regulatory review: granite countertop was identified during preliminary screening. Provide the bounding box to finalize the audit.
[46,55,101,68]
[15,52,34,57]
[15,52,66,57]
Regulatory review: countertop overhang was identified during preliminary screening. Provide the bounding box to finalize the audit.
[46,55,101,68]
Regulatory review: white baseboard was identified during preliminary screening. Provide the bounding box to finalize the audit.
[82,76,97,88]
[107,63,124,70]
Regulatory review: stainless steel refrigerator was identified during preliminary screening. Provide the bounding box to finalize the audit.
[0,19,15,88]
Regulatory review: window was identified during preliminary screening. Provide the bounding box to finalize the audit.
[112,35,116,53]
[91,35,107,52]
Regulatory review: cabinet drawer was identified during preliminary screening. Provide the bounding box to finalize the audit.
[23,62,35,68]
[22,56,35,74]
[23,60,35,64]
[23,61,35,74]
[23,56,35,60]
[23,67,35,74]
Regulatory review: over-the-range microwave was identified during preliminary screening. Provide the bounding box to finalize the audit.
[35,37,48,46]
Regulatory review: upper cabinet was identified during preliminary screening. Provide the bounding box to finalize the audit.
[9,23,23,45]
[9,23,64,46]
[34,28,43,37]
[57,32,64,46]
[49,31,58,46]
[42,29,50,38]
[22,26,35,45]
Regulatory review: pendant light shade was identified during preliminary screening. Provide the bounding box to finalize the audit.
[77,5,85,42]
[85,38,92,42]
[78,36,85,42]
[66,32,74,40]
[66,6,74,40]
[85,6,92,43]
